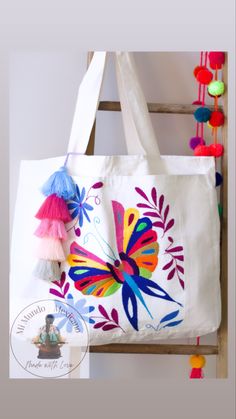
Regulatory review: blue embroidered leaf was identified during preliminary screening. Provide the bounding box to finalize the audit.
[160,310,179,324]
[163,319,183,328]
[67,203,78,210]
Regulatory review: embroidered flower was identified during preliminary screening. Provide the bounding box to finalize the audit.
[54,294,95,333]
[67,185,93,226]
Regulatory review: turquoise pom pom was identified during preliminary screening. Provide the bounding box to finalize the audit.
[41,166,76,200]
[194,107,212,123]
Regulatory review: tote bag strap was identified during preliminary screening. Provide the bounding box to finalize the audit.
[67,51,161,159]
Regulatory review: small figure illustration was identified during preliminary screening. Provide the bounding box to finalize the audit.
[32,314,66,359]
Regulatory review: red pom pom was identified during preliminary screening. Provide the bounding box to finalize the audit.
[209,52,225,65]
[193,65,206,78]
[194,145,212,156]
[196,69,213,85]
[35,194,72,222]
[209,143,224,157]
[209,111,225,127]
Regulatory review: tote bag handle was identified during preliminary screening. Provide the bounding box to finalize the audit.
[67,51,161,159]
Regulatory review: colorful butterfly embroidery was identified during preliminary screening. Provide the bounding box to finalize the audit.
[67,201,181,331]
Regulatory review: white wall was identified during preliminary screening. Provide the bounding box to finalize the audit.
[10,51,218,378]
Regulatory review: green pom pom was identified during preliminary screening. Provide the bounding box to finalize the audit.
[208,81,225,97]
[218,203,223,217]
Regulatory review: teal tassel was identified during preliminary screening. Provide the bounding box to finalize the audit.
[41,166,76,200]
[33,259,61,282]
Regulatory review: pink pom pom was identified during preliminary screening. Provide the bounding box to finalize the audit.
[34,219,68,240]
[35,194,72,223]
[35,238,65,261]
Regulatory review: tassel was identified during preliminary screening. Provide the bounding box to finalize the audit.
[189,355,206,379]
[33,259,61,281]
[35,194,72,223]
[34,219,68,240]
[41,166,76,200]
[36,237,65,261]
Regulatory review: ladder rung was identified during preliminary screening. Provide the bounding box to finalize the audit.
[98,101,222,114]
[90,344,218,355]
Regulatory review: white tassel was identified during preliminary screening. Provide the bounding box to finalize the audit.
[33,259,61,282]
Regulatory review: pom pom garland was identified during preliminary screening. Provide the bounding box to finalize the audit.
[33,259,61,282]
[194,107,211,123]
[35,194,72,223]
[196,69,213,85]
[41,166,76,200]
[209,111,224,127]
[208,80,225,97]
[189,137,205,150]
[36,237,65,261]
[34,218,68,241]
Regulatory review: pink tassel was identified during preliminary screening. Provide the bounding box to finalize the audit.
[35,194,72,223]
[36,237,65,261]
[34,219,68,240]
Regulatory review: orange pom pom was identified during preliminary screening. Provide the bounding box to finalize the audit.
[189,354,206,369]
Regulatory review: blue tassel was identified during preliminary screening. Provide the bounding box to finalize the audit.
[41,166,76,200]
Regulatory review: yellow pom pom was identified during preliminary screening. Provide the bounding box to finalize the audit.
[207,121,213,128]
[189,355,206,369]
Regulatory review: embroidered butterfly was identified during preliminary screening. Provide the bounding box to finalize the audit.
[67,201,181,331]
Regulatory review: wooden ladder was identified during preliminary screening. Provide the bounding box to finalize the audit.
[86,52,228,378]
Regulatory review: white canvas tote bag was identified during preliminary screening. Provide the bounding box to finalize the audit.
[10,52,221,345]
